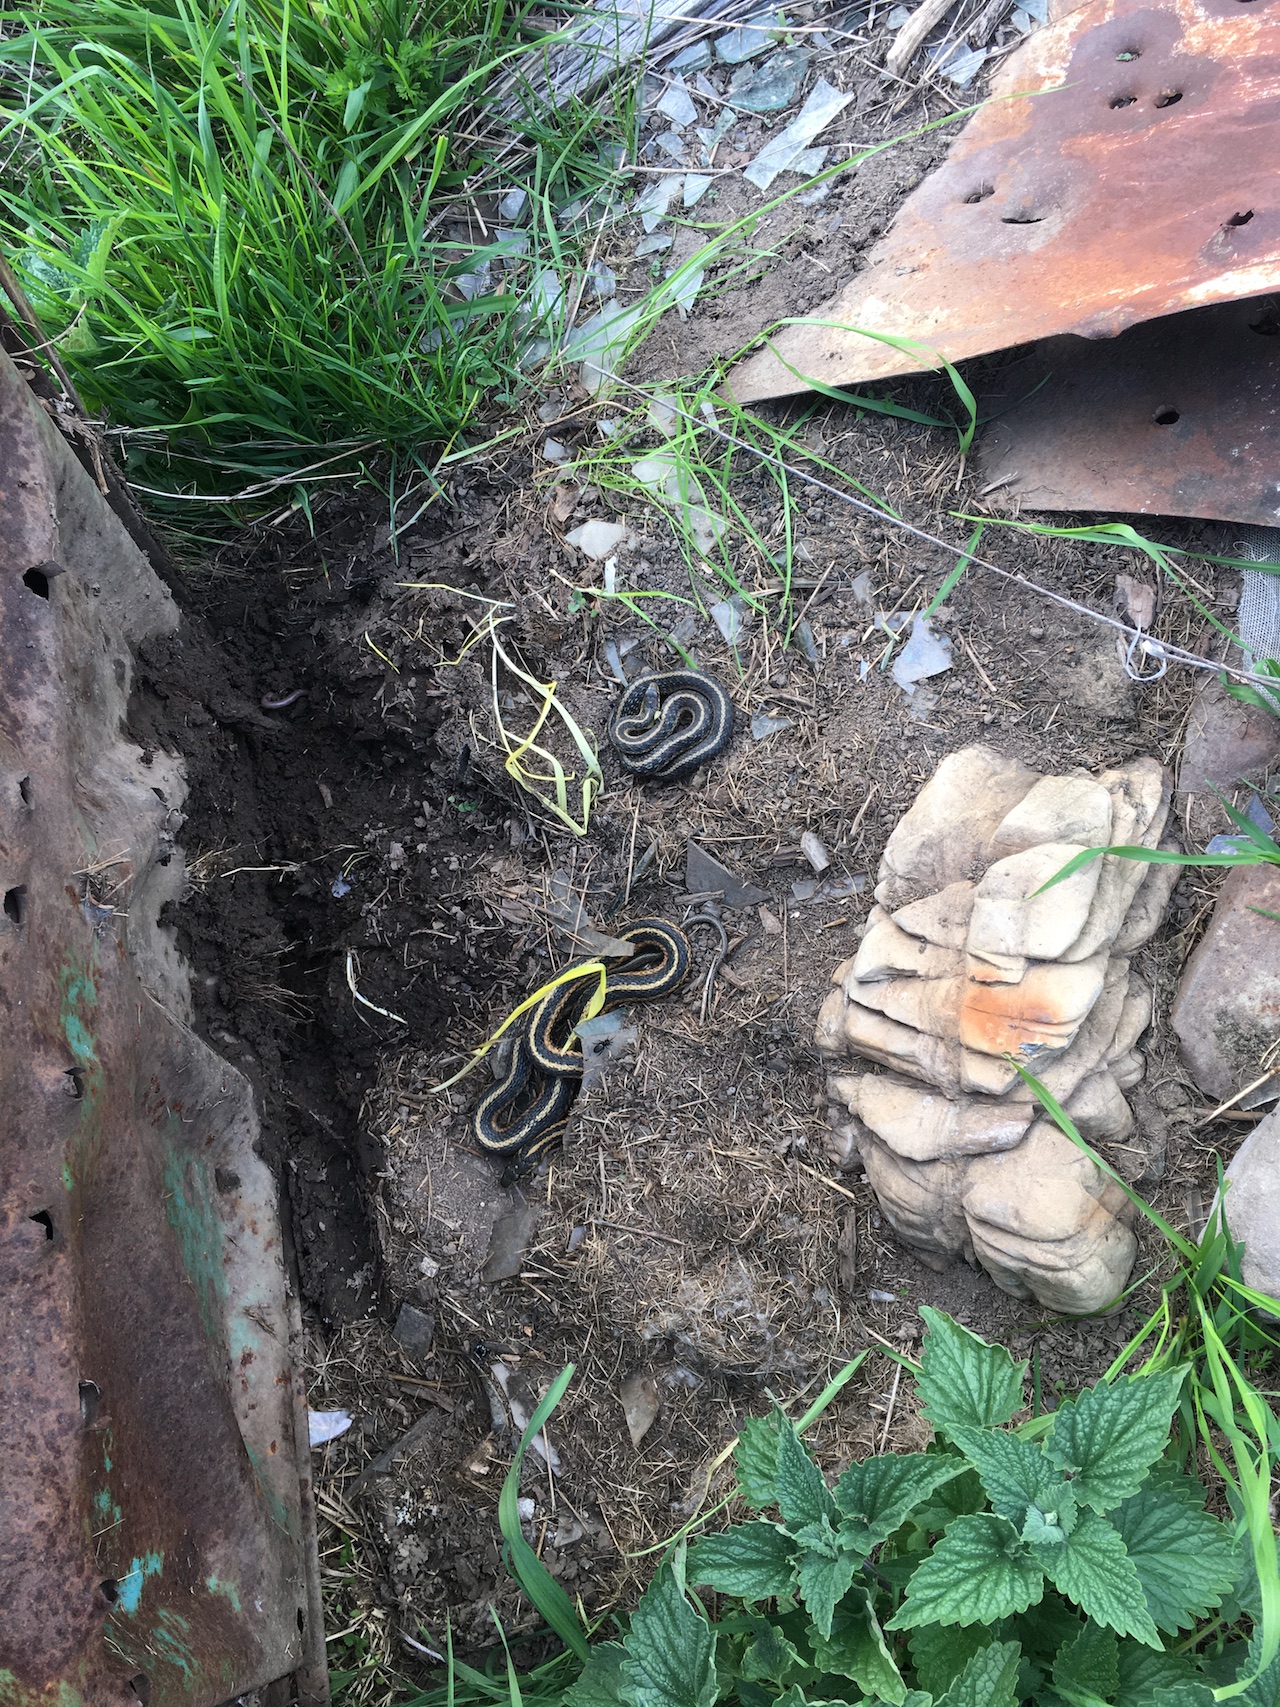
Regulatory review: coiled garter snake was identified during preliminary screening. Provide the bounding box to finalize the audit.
[607,669,734,783]
[473,919,691,1177]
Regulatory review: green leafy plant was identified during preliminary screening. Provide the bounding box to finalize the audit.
[566,1310,1271,1707]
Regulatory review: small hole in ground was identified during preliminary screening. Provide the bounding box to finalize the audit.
[100,1579,120,1606]
[1154,89,1182,106]
[22,567,49,599]
[1110,93,1136,107]
[1227,209,1255,226]
[30,1210,54,1240]
[80,1380,101,1425]
[4,886,26,925]
[129,1677,151,1706]
[1153,406,1181,425]
[962,182,995,203]
[18,776,31,806]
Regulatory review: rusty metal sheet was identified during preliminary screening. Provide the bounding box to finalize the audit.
[976,292,1280,522]
[0,346,326,1707]
[727,0,1280,404]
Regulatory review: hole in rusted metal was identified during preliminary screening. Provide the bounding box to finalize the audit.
[297,1607,306,1632]
[1226,209,1255,226]
[29,1210,54,1240]
[4,886,26,924]
[1154,89,1183,107]
[963,182,995,203]
[100,1579,120,1606]
[79,1381,101,1425]
[1115,46,1140,59]
[1153,405,1181,425]
[18,775,31,805]
[1001,211,1044,224]
[214,1166,242,1194]
[65,1067,84,1100]
[22,566,49,599]
[1110,93,1136,107]
[1250,309,1280,335]
[129,1676,151,1705]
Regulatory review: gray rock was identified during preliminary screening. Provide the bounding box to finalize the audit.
[393,1302,436,1358]
[481,1189,542,1282]
[1222,1107,1280,1306]
[685,839,770,906]
[1170,865,1280,1103]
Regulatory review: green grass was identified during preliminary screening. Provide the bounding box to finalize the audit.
[0,0,632,504]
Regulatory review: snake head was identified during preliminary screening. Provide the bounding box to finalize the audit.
[640,679,661,724]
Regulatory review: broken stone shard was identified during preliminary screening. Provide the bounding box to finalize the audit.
[1171,864,1280,1106]
[817,745,1174,1314]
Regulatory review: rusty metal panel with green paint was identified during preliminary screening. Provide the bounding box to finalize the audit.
[0,347,325,1706]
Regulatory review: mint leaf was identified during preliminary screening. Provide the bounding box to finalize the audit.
[736,1412,786,1508]
[1148,1686,1216,1707]
[887,1514,1044,1629]
[739,1614,804,1684]
[917,1309,1026,1432]
[1033,1509,1160,1647]
[1053,1624,1119,1703]
[1238,1629,1280,1707]
[776,1688,867,1707]
[949,1427,1075,1533]
[1115,1640,1200,1707]
[686,1521,796,1600]
[835,1453,970,1551]
[775,1420,838,1530]
[794,1540,858,1638]
[909,1626,993,1697]
[1046,1373,1185,1513]
[619,1565,718,1707]
[810,1583,906,1703]
[938,1640,1022,1707]
[1111,1482,1239,1634]
[567,1643,626,1707]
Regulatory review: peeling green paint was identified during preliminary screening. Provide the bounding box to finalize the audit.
[152,1609,196,1683]
[115,1549,163,1616]
[205,1574,242,1614]
[162,1145,227,1346]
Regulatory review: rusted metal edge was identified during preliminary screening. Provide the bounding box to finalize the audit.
[726,0,1280,403]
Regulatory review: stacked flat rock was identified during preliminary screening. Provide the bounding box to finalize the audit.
[816,746,1179,1314]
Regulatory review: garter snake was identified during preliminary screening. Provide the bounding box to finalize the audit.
[473,919,690,1176]
[607,669,734,784]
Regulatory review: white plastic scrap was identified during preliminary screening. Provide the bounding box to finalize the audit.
[566,519,629,559]
[711,595,749,643]
[564,299,645,395]
[635,174,684,232]
[308,1409,353,1447]
[891,614,953,693]
[744,79,854,190]
[657,74,698,126]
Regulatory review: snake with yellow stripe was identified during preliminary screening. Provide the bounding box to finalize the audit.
[473,919,690,1177]
[607,669,734,783]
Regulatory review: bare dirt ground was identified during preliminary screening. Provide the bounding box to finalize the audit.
[128,4,1263,1693]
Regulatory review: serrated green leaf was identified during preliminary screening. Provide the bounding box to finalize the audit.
[739,1614,805,1683]
[794,1542,859,1639]
[686,1521,796,1600]
[835,1453,970,1551]
[950,1427,1075,1533]
[1053,1623,1119,1703]
[1033,1510,1160,1648]
[776,1688,863,1707]
[566,1642,626,1707]
[887,1514,1044,1629]
[1147,1686,1216,1707]
[736,1411,785,1508]
[619,1565,719,1707]
[937,1639,1022,1707]
[776,1419,838,1530]
[1045,1374,1185,1513]
[1010,1588,1083,1662]
[1023,1507,1070,1546]
[1111,1482,1239,1633]
[1240,1628,1280,1707]
[909,1626,994,1697]
[917,1308,1026,1433]
[1115,1642,1199,1707]
[810,1582,906,1703]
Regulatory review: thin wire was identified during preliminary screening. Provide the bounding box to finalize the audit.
[597,369,1280,691]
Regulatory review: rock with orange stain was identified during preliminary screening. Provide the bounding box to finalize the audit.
[816,745,1173,1315]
